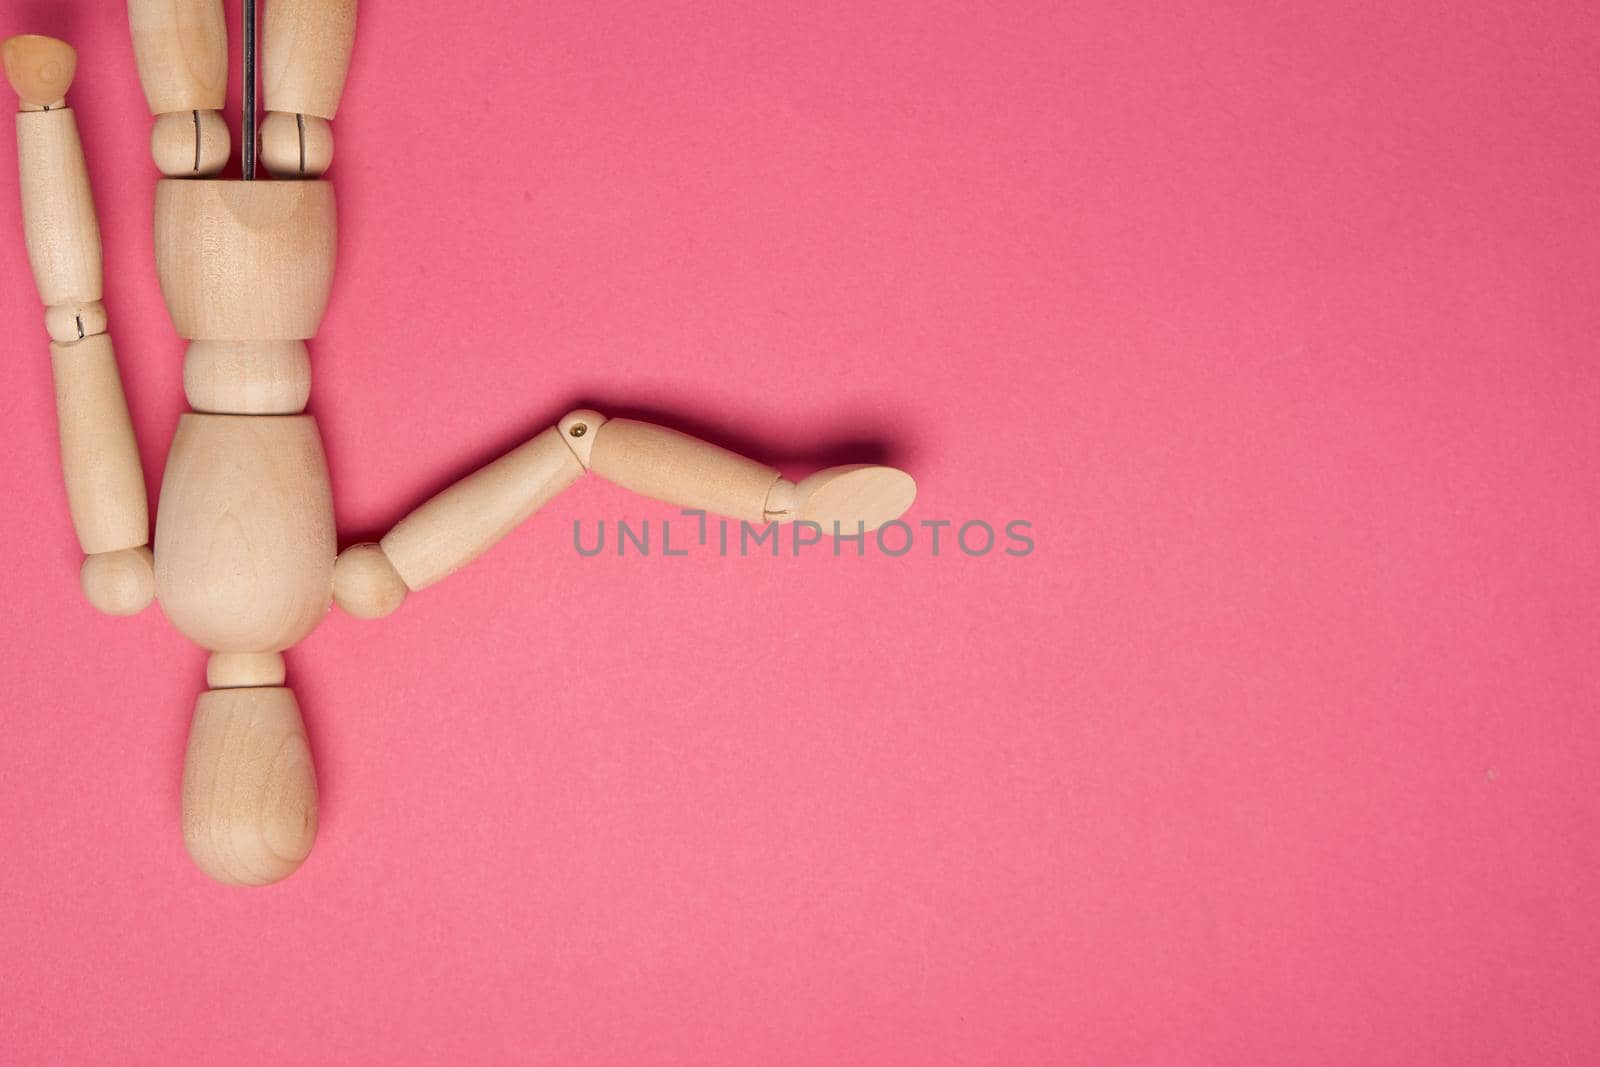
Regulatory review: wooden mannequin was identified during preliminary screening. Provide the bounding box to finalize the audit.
[5,5,914,888]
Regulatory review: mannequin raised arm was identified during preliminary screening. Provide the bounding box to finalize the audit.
[332,410,916,618]
[3,35,154,616]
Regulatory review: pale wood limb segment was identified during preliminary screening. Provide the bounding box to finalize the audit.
[7,43,155,615]
[182,684,318,886]
[80,546,157,617]
[583,417,916,531]
[586,417,783,524]
[263,0,356,118]
[52,337,151,555]
[128,1,231,176]
[378,427,585,593]
[150,109,230,177]
[16,108,100,308]
[330,543,407,619]
[261,0,355,178]
[334,425,590,619]
[128,0,228,112]
[260,111,332,177]
[333,409,916,620]
[774,464,918,532]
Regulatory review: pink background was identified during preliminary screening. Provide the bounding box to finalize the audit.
[2,1,1597,1063]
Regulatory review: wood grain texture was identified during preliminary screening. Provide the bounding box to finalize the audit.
[183,339,311,414]
[155,414,335,652]
[787,464,917,532]
[153,179,336,340]
[260,111,333,178]
[331,542,408,618]
[182,685,318,887]
[128,0,228,114]
[79,546,156,617]
[380,427,584,591]
[263,0,357,119]
[43,300,106,344]
[51,335,149,555]
[15,108,101,308]
[12,35,155,615]
[555,409,606,466]
[587,418,782,524]
[206,651,288,689]
[149,108,229,177]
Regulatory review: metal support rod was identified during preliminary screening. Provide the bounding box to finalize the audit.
[242,0,257,179]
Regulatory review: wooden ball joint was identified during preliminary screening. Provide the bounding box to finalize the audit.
[5,10,916,887]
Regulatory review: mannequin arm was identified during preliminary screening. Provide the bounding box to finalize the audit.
[332,408,915,618]
[4,36,154,616]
